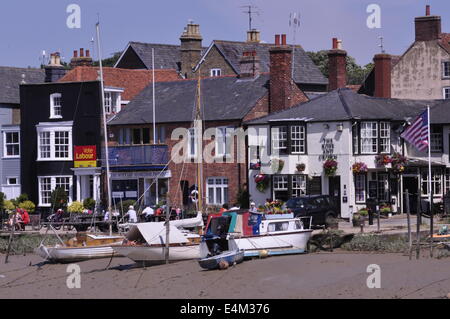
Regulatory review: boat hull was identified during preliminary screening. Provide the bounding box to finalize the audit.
[35,244,121,263]
[232,229,313,257]
[113,244,200,263]
[198,250,244,270]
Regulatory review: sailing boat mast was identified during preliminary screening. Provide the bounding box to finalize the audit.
[195,66,203,213]
[96,22,113,235]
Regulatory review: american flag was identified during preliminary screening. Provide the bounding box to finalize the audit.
[401,109,429,151]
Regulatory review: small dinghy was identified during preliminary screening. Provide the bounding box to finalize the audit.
[198,235,244,270]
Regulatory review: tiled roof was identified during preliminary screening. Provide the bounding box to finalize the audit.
[0,66,45,104]
[109,74,270,125]
[246,88,442,124]
[439,33,450,54]
[210,40,328,85]
[59,66,180,101]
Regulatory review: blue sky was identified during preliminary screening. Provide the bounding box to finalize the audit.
[0,0,449,68]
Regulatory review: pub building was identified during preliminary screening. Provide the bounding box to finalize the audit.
[20,80,104,210]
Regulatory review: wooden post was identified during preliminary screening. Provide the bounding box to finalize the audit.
[416,190,421,259]
[165,202,170,264]
[4,212,17,264]
[405,190,412,260]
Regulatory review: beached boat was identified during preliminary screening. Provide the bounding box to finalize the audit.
[205,210,313,257]
[35,233,124,263]
[112,221,202,263]
[198,236,244,270]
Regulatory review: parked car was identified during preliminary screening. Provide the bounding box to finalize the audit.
[286,195,338,228]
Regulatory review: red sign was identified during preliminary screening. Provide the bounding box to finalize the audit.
[74,145,97,167]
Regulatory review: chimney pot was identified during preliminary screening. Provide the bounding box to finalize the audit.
[426,5,430,16]
[73,50,78,58]
[281,34,287,45]
[275,34,280,46]
[86,50,90,57]
[80,48,84,57]
[332,38,338,49]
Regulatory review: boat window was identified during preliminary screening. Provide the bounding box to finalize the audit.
[267,222,289,232]
[295,220,303,230]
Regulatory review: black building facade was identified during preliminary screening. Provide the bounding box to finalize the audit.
[20,81,103,211]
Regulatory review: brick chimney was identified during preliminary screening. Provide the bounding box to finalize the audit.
[328,38,347,91]
[373,53,392,98]
[44,52,67,82]
[269,34,293,113]
[415,5,441,42]
[180,21,203,79]
[246,29,261,43]
[239,51,260,78]
[70,48,93,68]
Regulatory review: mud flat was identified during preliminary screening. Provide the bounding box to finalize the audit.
[0,251,449,299]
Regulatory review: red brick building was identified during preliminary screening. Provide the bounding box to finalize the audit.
[107,35,308,211]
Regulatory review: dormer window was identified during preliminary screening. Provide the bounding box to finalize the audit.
[210,68,222,77]
[50,93,62,119]
[104,90,121,114]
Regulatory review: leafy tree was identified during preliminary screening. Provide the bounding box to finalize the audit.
[19,200,36,213]
[50,187,68,211]
[93,52,122,67]
[12,193,29,207]
[306,50,374,85]
[0,192,5,211]
[83,198,96,210]
[236,186,251,209]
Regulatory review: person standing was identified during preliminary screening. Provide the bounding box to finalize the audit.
[142,206,154,222]
[124,205,137,223]
[249,202,258,214]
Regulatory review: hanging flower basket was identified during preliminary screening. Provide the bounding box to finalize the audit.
[250,161,261,170]
[254,174,269,192]
[271,158,285,173]
[375,154,392,167]
[391,152,407,174]
[352,162,368,174]
[323,159,338,176]
[296,163,306,172]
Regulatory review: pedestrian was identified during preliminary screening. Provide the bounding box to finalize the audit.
[249,202,258,214]
[19,208,30,231]
[124,205,137,223]
[219,203,229,213]
[142,205,154,222]
[176,207,182,220]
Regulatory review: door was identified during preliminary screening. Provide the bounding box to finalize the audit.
[403,177,418,214]
[328,176,341,216]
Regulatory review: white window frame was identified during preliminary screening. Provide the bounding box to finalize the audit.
[6,176,19,185]
[443,61,450,78]
[292,175,307,197]
[49,93,62,119]
[206,177,229,205]
[443,87,450,100]
[379,122,390,154]
[271,126,288,154]
[430,126,443,153]
[355,174,366,203]
[421,168,443,197]
[36,122,73,161]
[38,175,73,207]
[215,127,233,157]
[290,125,306,154]
[360,122,378,154]
[445,168,450,195]
[104,88,122,114]
[210,68,222,77]
[187,127,198,158]
[3,130,20,158]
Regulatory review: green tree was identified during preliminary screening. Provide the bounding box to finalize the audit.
[93,52,122,67]
[306,50,374,85]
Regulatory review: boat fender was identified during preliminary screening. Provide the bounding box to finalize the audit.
[219,260,229,270]
[259,250,269,258]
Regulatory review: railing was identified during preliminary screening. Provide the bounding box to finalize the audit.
[108,145,169,166]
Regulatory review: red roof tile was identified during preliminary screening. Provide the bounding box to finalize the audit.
[59,67,180,101]
[439,33,450,54]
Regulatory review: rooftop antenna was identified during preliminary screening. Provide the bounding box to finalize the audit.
[241,5,259,31]
[289,11,301,79]
[41,50,47,67]
[378,36,385,53]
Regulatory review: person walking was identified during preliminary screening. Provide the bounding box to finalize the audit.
[124,205,137,223]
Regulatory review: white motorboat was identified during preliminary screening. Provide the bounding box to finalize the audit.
[112,221,201,263]
[206,210,313,257]
[35,233,124,263]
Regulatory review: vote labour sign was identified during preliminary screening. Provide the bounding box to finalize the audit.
[74,146,97,168]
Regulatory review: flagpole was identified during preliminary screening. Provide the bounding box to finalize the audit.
[427,105,433,257]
